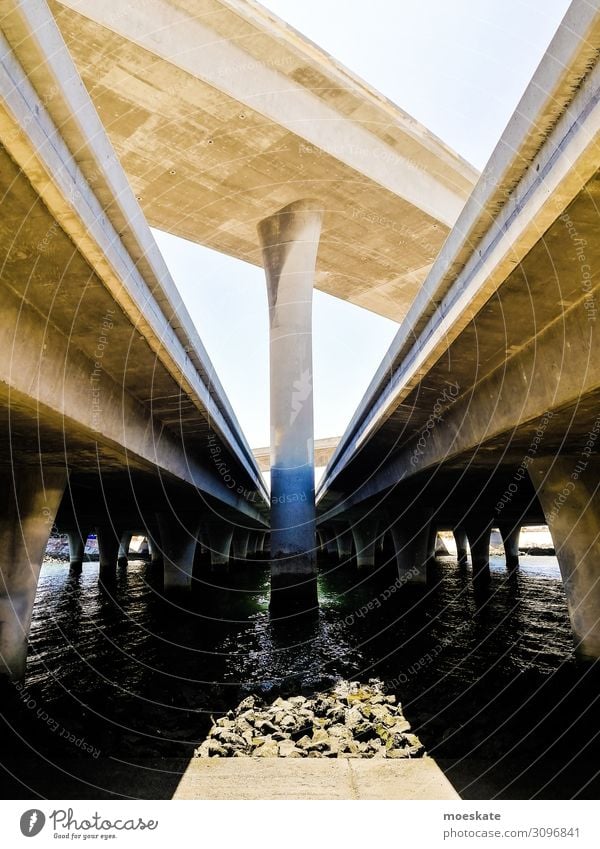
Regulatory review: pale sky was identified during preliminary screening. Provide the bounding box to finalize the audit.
[153,0,571,448]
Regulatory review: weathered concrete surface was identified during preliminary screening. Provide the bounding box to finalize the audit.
[259,200,322,607]
[173,757,459,800]
[0,467,67,679]
[319,1,600,517]
[254,436,340,473]
[0,2,268,518]
[529,456,600,661]
[48,0,477,323]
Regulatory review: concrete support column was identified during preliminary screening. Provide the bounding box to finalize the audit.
[146,529,163,570]
[67,528,89,576]
[232,530,250,561]
[258,199,323,612]
[529,456,600,659]
[391,521,430,586]
[156,515,198,592]
[464,518,493,590]
[336,528,354,562]
[207,523,234,568]
[499,523,521,572]
[454,527,469,567]
[426,524,437,561]
[96,525,121,583]
[0,467,67,681]
[351,520,379,569]
[322,528,338,560]
[118,531,133,568]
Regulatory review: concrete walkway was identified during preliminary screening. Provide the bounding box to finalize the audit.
[173,757,459,800]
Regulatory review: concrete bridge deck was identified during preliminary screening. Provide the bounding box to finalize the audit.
[317,0,600,658]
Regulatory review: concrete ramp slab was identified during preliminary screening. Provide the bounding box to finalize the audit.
[173,757,459,800]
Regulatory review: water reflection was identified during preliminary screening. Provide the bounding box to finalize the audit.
[22,552,577,762]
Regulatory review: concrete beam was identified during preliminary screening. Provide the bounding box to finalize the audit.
[0,11,267,506]
[320,24,600,500]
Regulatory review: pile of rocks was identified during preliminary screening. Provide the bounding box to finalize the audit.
[194,680,425,759]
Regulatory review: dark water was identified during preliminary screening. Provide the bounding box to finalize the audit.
[4,552,600,798]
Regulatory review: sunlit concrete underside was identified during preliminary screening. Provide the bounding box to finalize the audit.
[173,757,459,800]
[49,0,478,323]
[0,1,268,680]
[317,1,600,657]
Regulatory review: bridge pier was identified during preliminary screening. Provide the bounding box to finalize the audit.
[453,527,469,566]
[0,467,67,681]
[157,515,198,592]
[499,522,520,572]
[336,527,354,562]
[232,530,250,561]
[145,529,163,571]
[391,521,430,585]
[258,199,323,613]
[207,522,234,567]
[67,528,89,576]
[96,525,121,583]
[322,527,339,560]
[118,531,133,568]
[464,518,493,591]
[351,520,379,569]
[529,456,600,660]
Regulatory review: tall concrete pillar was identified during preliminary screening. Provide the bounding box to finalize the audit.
[529,456,600,659]
[391,522,430,585]
[118,531,133,568]
[67,528,89,576]
[464,518,493,590]
[156,515,199,592]
[351,520,379,569]
[454,527,469,566]
[499,523,521,572]
[0,467,67,681]
[258,199,323,612]
[207,522,234,567]
[96,525,121,583]
[232,530,250,561]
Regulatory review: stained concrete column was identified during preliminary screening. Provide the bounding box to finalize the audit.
[0,467,67,681]
[118,531,133,568]
[207,522,234,568]
[454,527,469,567]
[96,525,121,583]
[232,530,250,561]
[499,523,521,572]
[67,528,89,576]
[391,521,430,585]
[258,199,323,612]
[529,456,600,659]
[156,515,199,592]
[463,518,493,590]
[351,520,379,569]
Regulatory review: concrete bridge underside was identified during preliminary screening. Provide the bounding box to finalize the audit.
[0,3,269,682]
[318,0,600,660]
